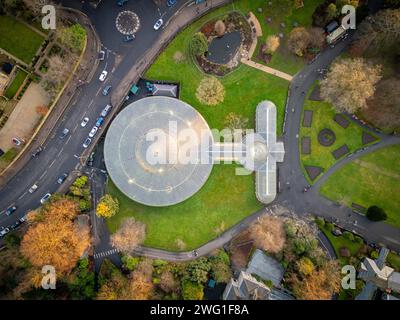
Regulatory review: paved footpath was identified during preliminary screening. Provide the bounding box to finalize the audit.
[241,58,293,81]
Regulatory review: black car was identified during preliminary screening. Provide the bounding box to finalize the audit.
[123,34,135,42]
[57,173,68,184]
[6,206,17,216]
[32,146,43,157]
[10,220,21,230]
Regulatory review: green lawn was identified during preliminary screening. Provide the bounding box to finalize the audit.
[4,69,28,99]
[299,90,380,183]
[320,144,400,227]
[387,252,400,272]
[319,224,364,266]
[107,165,262,251]
[145,4,289,134]
[239,0,325,75]
[0,148,18,171]
[0,15,45,64]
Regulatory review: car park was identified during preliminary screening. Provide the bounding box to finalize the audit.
[28,184,38,193]
[81,117,89,127]
[154,18,163,30]
[57,173,68,184]
[89,126,98,138]
[95,117,104,128]
[123,34,135,42]
[5,206,17,216]
[59,128,69,139]
[83,137,92,148]
[0,227,10,238]
[98,50,105,61]
[102,85,112,96]
[99,70,108,82]
[40,193,51,204]
[101,104,112,117]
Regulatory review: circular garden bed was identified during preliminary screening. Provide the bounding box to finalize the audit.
[192,11,253,76]
[318,128,336,147]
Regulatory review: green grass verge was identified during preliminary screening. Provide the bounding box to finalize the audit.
[242,0,324,75]
[319,224,364,266]
[320,144,400,227]
[387,252,400,272]
[4,69,28,99]
[0,15,45,64]
[299,92,380,183]
[107,165,263,251]
[0,148,18,171]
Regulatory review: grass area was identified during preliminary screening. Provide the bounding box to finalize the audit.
[299,86,380,183]
[0,15,45,64]
[4,69,28,99]
[387,252,400,272]
[107,165,263,251]
[320,144,400,227]
[319,224,364,266]
[0,148,18,171]
[238,0,325,75]
[145,4,289,134]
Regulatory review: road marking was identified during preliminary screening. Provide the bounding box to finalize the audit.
[95,87,102,97]
[383,237,400,245]
[18,192,27,200]
[39,170,47,180]
[57,147,64,158]
[49,159,56,168]
[88,99,94,109]
[94,248,118,259]
[65,135,72,145]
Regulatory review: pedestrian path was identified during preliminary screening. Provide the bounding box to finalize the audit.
[94,248,119,259]
[241,58,293,81]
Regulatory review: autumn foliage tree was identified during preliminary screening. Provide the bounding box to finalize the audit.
[110,218,146,254]
[264,35,280,55]
[249,216,286,254]
[288,27,310,57]
[128,259,154,300]
[96,194,119,218]
[20,198,90,274]
[292,260,341,300]
[196,77,225,106]
[320,58,382,113]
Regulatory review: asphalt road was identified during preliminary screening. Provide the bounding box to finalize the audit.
[0,0,189,227]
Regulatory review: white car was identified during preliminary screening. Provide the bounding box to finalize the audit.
[83,137,92,148]
[81,117,89,127]
[28,184,38,193]
[0,227,10,238]
[154,18,163,30]
[99,70,108,82]
[89,126,98,138]
[40,193,51,204]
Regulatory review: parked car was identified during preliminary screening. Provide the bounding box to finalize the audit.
[98,50,105,61]
[0,227,10,238]
[57,173,68,184]
[5,206,17,216]
[89,126,98,138]
[32,146,43,157]
[83,137,92,148]
[167,0,177,7]
[40,193,51,204]
[28,184,38,193]
[154,18,163,30]
[99,70,108,82]
[81,117,89,127]
[59,128,69,139]
[95,117,104,128]
[123,34,135,42]
[102,85,112,96]
[117,0,128,6]
[87,152,95,167]
[101,104,112,117]
[19,215,27,223]
[10,220,21,230]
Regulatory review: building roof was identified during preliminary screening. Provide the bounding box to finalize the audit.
[152,83,178,98]
[246,249,284,287]
[104,96,214,207]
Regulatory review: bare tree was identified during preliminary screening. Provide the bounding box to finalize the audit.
[249,216,286,254]
[110,218,146,254]
[287,27,310,57]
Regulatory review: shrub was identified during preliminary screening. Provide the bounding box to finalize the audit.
[354,236,364,244]
[370,250,379,259]
[214,20,226,37]
[325,223,334,232]
[121,255,141,271]
[366,206,387,222]
[190,32,208,56]
[315,217,325,228]
[96,194,119,218]
[343,231,355,241]
[181,280,204,300]
[264,35,280,54]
